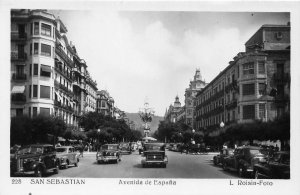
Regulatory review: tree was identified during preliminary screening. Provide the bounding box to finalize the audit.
[78,112,105,131]
[10,116,32,146]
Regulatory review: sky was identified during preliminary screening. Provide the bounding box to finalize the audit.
[50,11,289,116]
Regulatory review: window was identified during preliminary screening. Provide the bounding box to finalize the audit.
[34,22,39,35]
[259,104,266,119]
[41,23,51,36]
[40,85,50,99]
[33,64,38,75]
[28,85,31,98]
[40,107,50,116]
[258,61,265,74]
[34,43,38,54]
[16,109,23,116]
[242,83,255,96]
[40,65,51,77]
[29,64,32,76]
[33,85,38,98]
[30,23,33,35]
[28,107,31,117]
[41,44,51,56]
[243,105,255,119]
[259,83,266,95]
[30,43,32,55]
[243,62,254,75]
[33,107,37,117]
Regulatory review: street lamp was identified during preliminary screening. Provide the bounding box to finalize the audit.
[220,121,225,128]
[192,129,195,144]
[97,129,101,145]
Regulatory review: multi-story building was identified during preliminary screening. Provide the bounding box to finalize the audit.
[184,69,207,128]
[11,9,98,127]
[195,24,290,132]
[96,90,115,117]
[164,95,182,123]
[85,71,98,112]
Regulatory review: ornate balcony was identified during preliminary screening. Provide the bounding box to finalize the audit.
[11,32,27,41]
[225,99,238,110]
[273,73,290,84]
[11,94,26,103]
[11,51,27,61]
[12,73,27,81]
[55,43,73,67]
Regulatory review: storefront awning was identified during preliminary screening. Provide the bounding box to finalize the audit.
[41,65,51,72]
[11,85,25,94]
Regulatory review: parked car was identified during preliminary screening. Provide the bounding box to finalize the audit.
[213,148,234,166]
[10,144,59,177]
[253,151,290,179]
[222,146,266,177]
[141,143,168,168]
[119,142,132,154]
[96,144,121,164]
[55,146,79,169]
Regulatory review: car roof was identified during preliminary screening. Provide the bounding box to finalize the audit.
[22,144,53,148]
[56,146,74,149]
[236,146,261,150]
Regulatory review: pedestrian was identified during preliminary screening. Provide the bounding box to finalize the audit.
[79,144,84,158]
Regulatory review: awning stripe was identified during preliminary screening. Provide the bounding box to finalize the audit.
[11,86,25,94]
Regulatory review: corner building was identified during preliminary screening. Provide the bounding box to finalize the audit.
[195,24,290,132]
[11,9,98,127]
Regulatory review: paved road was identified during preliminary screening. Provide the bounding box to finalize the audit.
[50,150,239,178]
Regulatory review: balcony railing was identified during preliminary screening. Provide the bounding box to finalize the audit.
[11,94,26,103]
[54,63,73,81]
[225,99,238,109]
[54,100,74,112]
[273,73,290,84]
[11,32,27,41]
[55,44,73,66]
[12,73,27,81]
[11,52,27,61]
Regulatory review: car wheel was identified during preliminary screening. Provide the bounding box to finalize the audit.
[213,158,218,165]
[238,166,244,178]
[142,164,146,168]
[115,159,118,164]
[54,164,59,174]
[223,162,227,171]
[162,164,167,168]
[74,161,78,167]
[34,167,42,177]
[254,170,260,179]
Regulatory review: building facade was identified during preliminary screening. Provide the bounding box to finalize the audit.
[11,9,98,127]
[195,24,290,132]
[184,69,207,128]
[96,90,115,117]
[164,95,182,123]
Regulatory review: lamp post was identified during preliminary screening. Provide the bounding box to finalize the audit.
[192,129,195,144]
[97,129,101,145]
[220,122,225,149]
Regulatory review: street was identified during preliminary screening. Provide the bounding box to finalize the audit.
[50,150,239,178]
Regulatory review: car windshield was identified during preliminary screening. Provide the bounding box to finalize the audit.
[56,148,68,153]
[249,149,261,156]
[101,145,118,150]
[120,143,129,147]
[17,146,43,154]
[144,144,164,151]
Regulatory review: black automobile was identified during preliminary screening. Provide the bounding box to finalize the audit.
[213,148,234,166]
[253,151,290,179]
[96,144,121,164]
[11,144,59,177]
[119,142,132,155]
[222,146,267,177]
[141,143,168,168]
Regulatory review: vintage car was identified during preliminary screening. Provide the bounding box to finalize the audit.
[141,143,168,168]
[55,146,79,169]
[253,151,290,179]
[96,144,121,164]
[119,142,132,154]
[222,146,266,177]
[10,144,59,177]
[213,148,234,166]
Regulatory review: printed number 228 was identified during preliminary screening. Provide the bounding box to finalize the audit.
[12,179,21,184]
